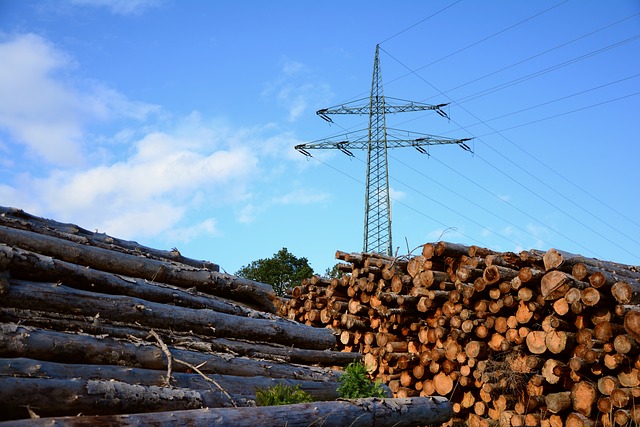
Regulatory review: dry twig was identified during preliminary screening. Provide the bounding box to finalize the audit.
[174,357,238,407]
[149,329,172,386]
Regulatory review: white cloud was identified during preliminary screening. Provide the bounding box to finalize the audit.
[262,58,333,122]
[67,0,163,15]
[389,187,406,202]
[167,218,218,243]
[236,187,330,226]
[237,203,257,225]
[0,34,84,165]
[0,33,159,166]
[274,188,329,205]
[0,118,260,240]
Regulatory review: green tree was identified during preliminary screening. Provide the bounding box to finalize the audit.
[235,248,314,296]
[324,263,345,279]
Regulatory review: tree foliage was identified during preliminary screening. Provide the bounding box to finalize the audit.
[337,360,387,399]
[324,263,345,279]
[255,383,313,406]
[235,248,314,296]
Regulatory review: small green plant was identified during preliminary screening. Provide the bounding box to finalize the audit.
[337,360,387,399]
[255,383,313,406]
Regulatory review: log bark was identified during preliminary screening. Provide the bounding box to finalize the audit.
[1,396,453,427]
[0,324,340,382]
[0,357,342,403]
[0,206,219,272]
[0,279,334,350]
[0,377,206,421]
[0,226,277,312]
[0,307,357,366]
[545,391,572,414]
[0,244,279,320]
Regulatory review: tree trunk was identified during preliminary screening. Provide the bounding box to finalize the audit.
[2,396,453,427]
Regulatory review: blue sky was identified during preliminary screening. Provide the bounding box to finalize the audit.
[1,0,639,275]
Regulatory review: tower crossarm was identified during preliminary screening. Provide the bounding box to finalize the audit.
[316,99,450,122]
[295,132,472,156]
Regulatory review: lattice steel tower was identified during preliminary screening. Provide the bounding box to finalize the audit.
[295,45,472,256]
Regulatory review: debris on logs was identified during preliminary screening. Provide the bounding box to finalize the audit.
[283,243,640,426]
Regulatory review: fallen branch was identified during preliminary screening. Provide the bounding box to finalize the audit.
[174,358,238,407]
[149,329,172,387]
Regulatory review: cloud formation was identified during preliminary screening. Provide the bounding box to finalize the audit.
[67,0,163,15]
[0,33,159,166]
[263,58,333,122]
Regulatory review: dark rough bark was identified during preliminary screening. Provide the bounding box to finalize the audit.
[1,396,453,427]
[0,279,335,350]
[0,377,207,421]
[0,244,279,320]
[0,206,219,272]
[0,357,342,404]
[0,324,340,382]
[0,225,277,312]
[0,307,359,366]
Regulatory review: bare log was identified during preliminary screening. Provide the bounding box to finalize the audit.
[0,279,334,350]
[1,396,453,427]
[572,381,597,417]
[624,310,640,342]
[541,270,589,300]
[543,248,640,282]
[545,391,572,414]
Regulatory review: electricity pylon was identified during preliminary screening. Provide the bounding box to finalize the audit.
[295,44,472,256]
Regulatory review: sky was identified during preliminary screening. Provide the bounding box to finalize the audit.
[1,0,639,275]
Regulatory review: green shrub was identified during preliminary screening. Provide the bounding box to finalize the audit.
[337,360,387,399]
[255,383,313,406]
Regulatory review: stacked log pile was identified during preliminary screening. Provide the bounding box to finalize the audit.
[0,207,381,424]
[281,241,640,427]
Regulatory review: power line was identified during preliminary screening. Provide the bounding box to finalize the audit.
[379,48,640,261]
[381,0,570,85]
[378,0,463,45]
[454,34,640,104]
[440,12,640,97]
